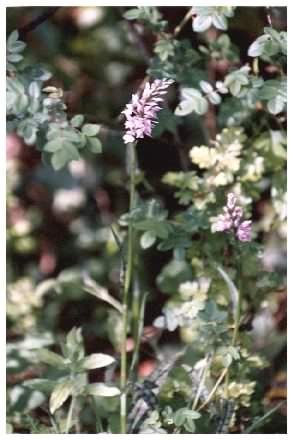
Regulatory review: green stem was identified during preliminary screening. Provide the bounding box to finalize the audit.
[174,7,193,36]
[92,396,103,433]
[131,273,140,354]
[120,141,137,434]
[232,258,242,346]
[65,395,76,434]
[244,401,286,433]
[225,252,242,396]
[198,367,229,411]
[129,291,148,379]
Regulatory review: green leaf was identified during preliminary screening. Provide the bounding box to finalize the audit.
[37,348,67,368]
[134,219,171,239]
[7,77,25,94]
[175,88,208,116]
[71,114,85,128]
[62,129,82,143]
[49,380,75,414]
[51,143,81,170]
[175,99,197,116]
[123,8,140,20]
[8,40,26,53]
[81,353,115,370]
[280,32,287,55]
[88,137,102,153]
[157,229,192,251]
[86,383,120,397]
[198,300,227,322]
[173,408,186,426]
[182,409,201,419]
[7,30,19,45]
[14,93,29,113]
[270,130,287,159]
[208,91,221,105]
[63,327,84,361]
[153,315,166,329]
[192,15,212,32]
[229,80,242,96]
[199,80,213,94]
[22,124,37,145]
[140,231,157,249]
[44,139,63,153]
[212,14,227,30]
[152,108,181,137]
[193,95,209,115]
[82,123,100,136]
[7,53,23,63]
[267,96,285,115]
[181,88,202,101]
[24,378,56,393]
[184,418,195,432]
[6,424,13,434]
[154,39,175,61]
[248,35,270,57]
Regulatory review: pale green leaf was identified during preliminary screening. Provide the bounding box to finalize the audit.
[208,91,221,105]
[88,137,102,153]
[44,139,63,153]
[123,8,140,20]
[37,348,66,367]
[212,14,227,30]
[24,378,56,393]
[267,96,285,115]
[82,353,115,370]
[140,231,157,249]
[192,15,212,32]
[49,380,75,414]
[86,383,120,397]
[7,53,23,63]
[229,81,242,96]
[193,96,209,115]
[175,99,196,116]
[200,80,213,94]
[248,35,269,57]
[71,114,85,128]
[82,123,100,137]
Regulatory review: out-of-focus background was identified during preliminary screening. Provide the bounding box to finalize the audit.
[6,7,286,433]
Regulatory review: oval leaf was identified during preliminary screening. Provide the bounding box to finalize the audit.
[71,114,84,128]
[86,383,120,397]
[200,80,213,94]
[37,348,66,367]
[193,96,209,115]
[192,15,212,32]
[140,231,157,249]
[82,124,100,137]
[82,353,115,370]
[50,380,75,414]
[175,100,196,116]
[88,137,102,153]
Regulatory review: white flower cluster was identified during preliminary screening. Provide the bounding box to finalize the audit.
[177,277,211,321]
[189,128,245,187]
